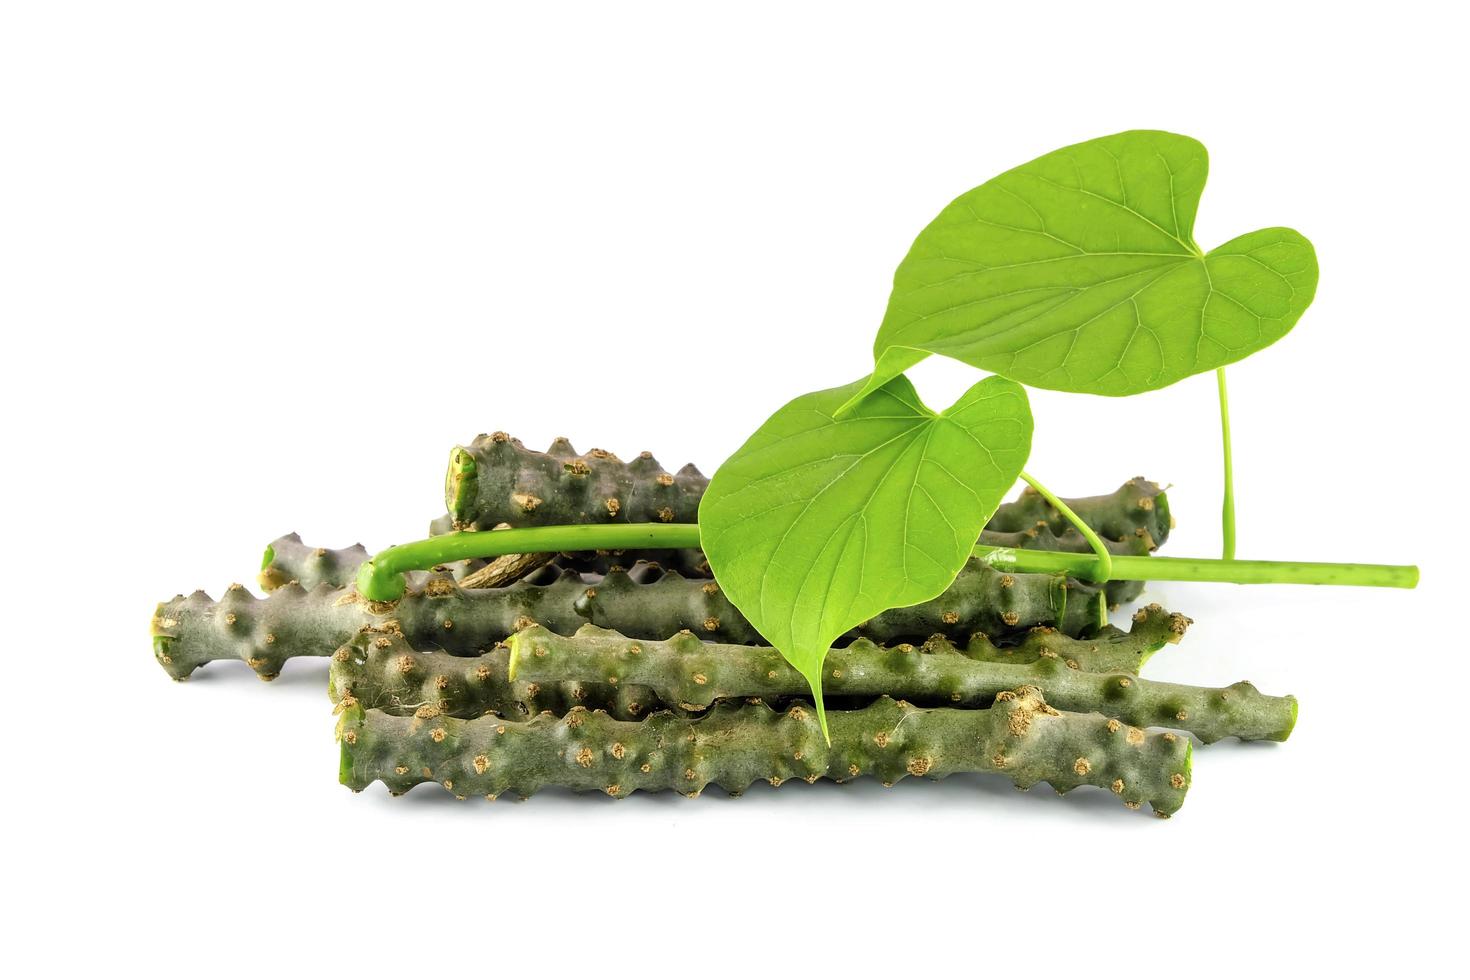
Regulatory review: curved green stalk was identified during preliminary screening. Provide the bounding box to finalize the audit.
[973,545,1418,589]
[357,524,702,601]
[1218,368,1236,561]
[357,524,1419,602]
[1019,471,1111,583]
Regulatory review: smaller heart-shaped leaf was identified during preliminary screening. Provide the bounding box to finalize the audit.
[699,374,1033,736]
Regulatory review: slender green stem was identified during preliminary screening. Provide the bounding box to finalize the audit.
[357,524,702,601]
[1018,470,1112,583]
[1217,367,1236,561]
[355,523,1419,602]
[973,545,1418,589]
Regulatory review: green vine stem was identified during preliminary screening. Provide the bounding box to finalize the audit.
[1217,367,1236,561]
[357,523,1419,602]
[357,524,703,601]
[1018,471,1112,583]
[973,545,1417,589]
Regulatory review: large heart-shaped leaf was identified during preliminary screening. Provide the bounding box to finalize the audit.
[852,130,1317,404]
[699,373,1032,736]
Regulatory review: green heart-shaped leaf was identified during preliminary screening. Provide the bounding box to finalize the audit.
[699,374,1032,736]
[855,130,1317,403]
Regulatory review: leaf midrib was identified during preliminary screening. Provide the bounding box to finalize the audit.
[760,420,931,643]
[914,255,1200,358]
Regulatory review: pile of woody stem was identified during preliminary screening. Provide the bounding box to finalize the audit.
[155,434,1309,817]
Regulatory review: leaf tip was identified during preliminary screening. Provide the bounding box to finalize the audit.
[802,668,832,747]
[506,632,523,681]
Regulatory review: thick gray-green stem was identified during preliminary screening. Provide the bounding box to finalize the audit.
[576,557,1110,646]
[506,617,1291,744]
[329,629,657,722]
[328,605,1195,726]
[151,570,591,681]
[155,560,1165,680]
[337,690,1192,814]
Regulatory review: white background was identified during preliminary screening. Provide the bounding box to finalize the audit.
[3,2,1463,974]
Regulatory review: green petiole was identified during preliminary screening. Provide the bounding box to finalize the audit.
[974,545,1417,590]
[1018,470,1112,583]
[355,522,1418,602]
[356,523,701,601]
[1217,367,1236,561]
